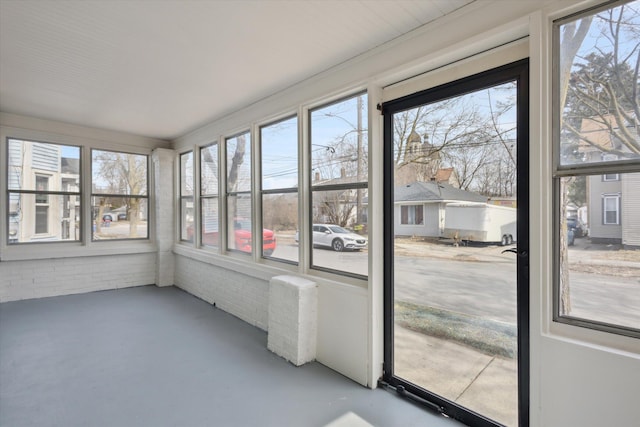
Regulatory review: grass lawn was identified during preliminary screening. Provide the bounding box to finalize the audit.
[395,300,517,358]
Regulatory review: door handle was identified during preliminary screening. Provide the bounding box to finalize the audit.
[501,248,528,258]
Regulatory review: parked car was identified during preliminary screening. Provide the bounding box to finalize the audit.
[187,220,276,256]
[297,224,367,252]
[233,220,276,256]
[117,213,127,221]
[566,217,585,238]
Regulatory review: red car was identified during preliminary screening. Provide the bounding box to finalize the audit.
[188,220,276,256]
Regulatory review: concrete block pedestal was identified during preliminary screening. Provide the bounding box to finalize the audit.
[267,275,317,366]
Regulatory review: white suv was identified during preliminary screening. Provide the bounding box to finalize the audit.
[311,224,367,252]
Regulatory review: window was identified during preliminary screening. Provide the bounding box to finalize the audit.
[173,93,370,281]
[603,155,619,181]
[554,1,640,338]
[34,175,49,234]
[180,151,194,242]
[91,150,148,241]
[400,205,423,225]
[200,144,219,248]
[6,139,81,243]
[310,93,368,277]
[260,116,298,262]
[226,132,252,254]
[602,194,620,225]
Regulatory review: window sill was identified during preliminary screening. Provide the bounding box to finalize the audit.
[173,243,292,281]
[547,319,640,358]
[173,243,369,289]
[1,240,158,261]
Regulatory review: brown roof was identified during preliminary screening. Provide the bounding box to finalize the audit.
[578,115,622,152]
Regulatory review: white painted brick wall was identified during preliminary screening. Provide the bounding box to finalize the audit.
[0,254,156,302]
[174,255,269,331]
[267,275,317,366]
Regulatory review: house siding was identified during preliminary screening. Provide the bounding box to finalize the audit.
[393,203,440,237]
[588,174,622,242]
[621,172,640,247]
[32,142,59,172]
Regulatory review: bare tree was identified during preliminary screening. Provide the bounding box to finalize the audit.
[393,85,517,196]
[313,189,358,227]
[563,5,638,156]
[558,3,638,314]
[312,94,367,228]
[225,134,248,249]
[557,15,593,315]
[93,151,147,237]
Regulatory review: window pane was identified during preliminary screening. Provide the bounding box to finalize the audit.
[201,197,219,248]
[558,174,640,332]
[92,150,147,195]
[558,2,640,166]
[603,196,620,225]
[310,94,368,185]
[227,133,251,193]
[201,144,219,196]
[35,176,49,203]
[227,193,252,254]
[180,151,194,196]
[311,189,368,276]
[91,197,148,240]
[261,116,298,190]
[181,197,194,242]
[35,206,48,234]
[8,193,81,243]
[8,139,80,191]
[263,192,298,262]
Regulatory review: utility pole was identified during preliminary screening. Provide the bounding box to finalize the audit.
[356,95,363,225]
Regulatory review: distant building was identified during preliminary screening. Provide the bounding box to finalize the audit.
[393,181,487,238]
[580,117,640,247]
[8,139,80,243]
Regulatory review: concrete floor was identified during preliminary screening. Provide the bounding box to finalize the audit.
[0,285,463,427]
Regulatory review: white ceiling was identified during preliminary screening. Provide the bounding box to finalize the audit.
[0,0,474,140]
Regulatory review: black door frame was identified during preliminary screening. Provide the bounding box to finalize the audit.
[381,59,529,427]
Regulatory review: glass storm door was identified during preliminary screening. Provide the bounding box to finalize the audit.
[383,61,529,427]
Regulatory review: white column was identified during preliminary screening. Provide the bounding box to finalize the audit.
[152,148,175,287]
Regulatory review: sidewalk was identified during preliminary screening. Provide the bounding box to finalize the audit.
[394,324,518,427]
[392,236,638,427]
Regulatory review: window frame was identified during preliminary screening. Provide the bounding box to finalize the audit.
[400,205,424,225]
[602,193,621,225]
[552,1,640,339]
[199,142,220,250]
[6,138,82,245]
[225,130,252,255]
[90,148,150,242]
[172,90,371,285]
[259,114,299,263]
[308,91,369,279]
[179,150,195,243]
[34,174,50,234]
